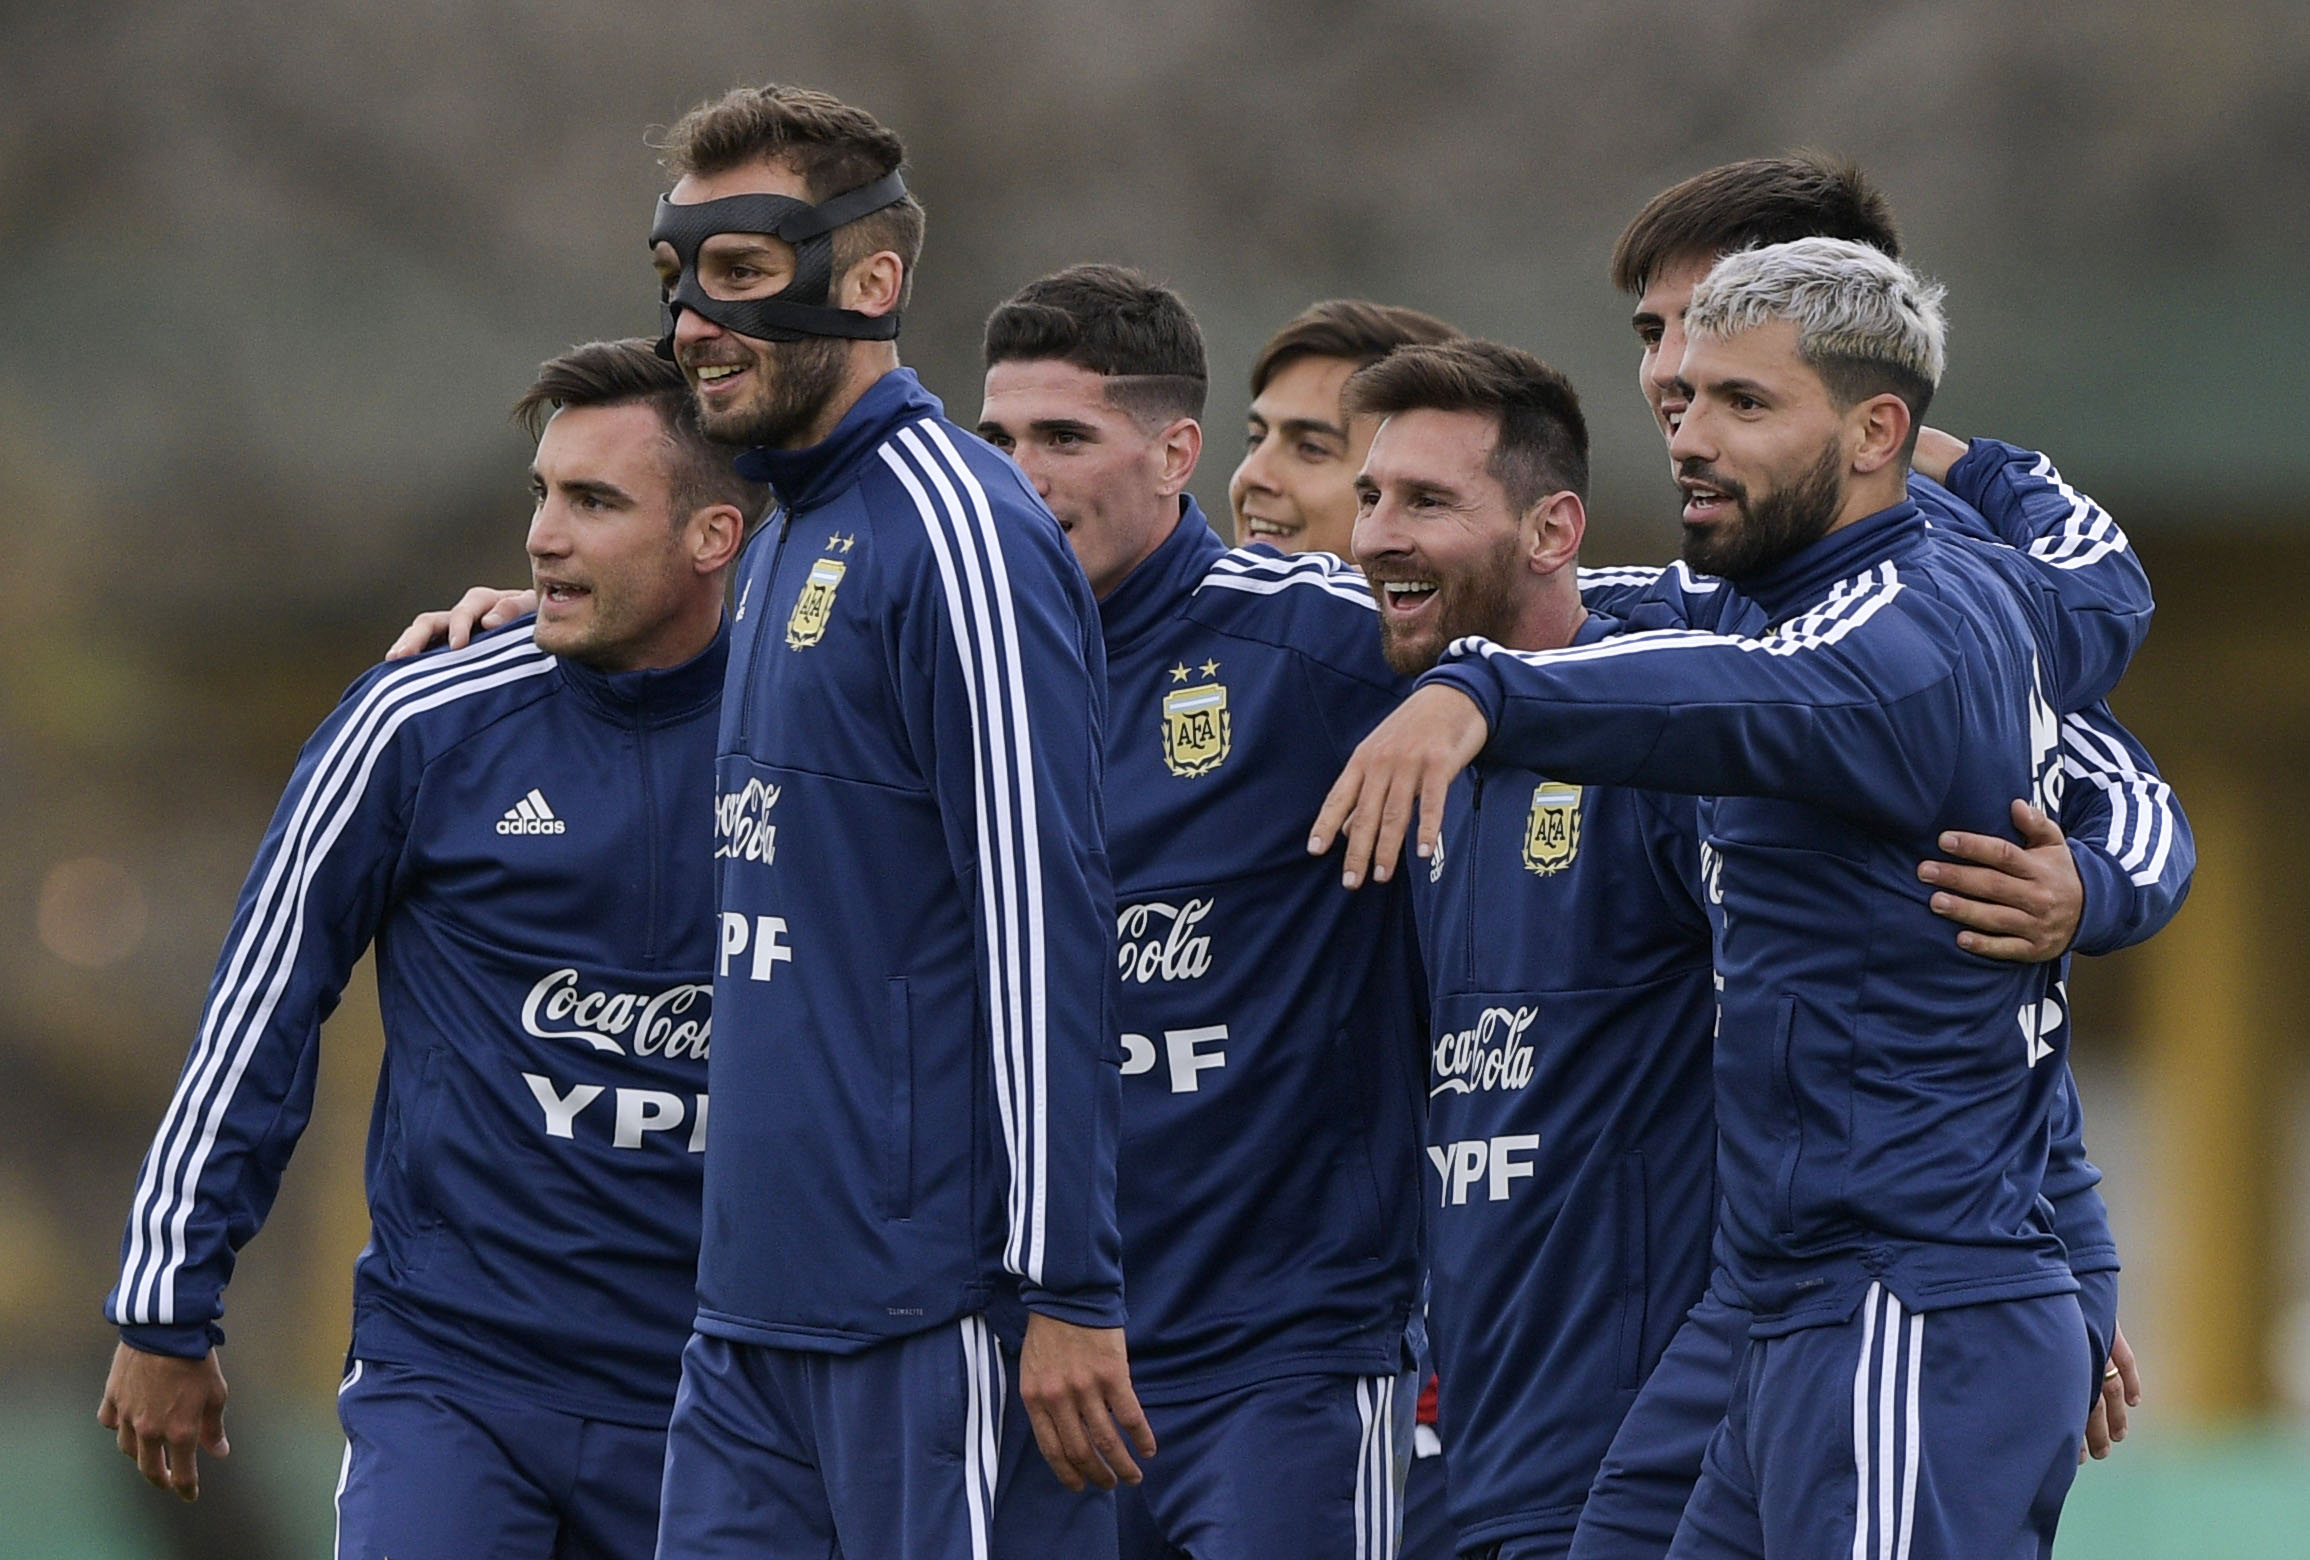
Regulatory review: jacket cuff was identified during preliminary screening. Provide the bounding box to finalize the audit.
[2067,838,2133,956]
[119,1321,223,1359]
[1939,437,2007,509]
[1415,658,1505,734]
[1020,1289,1129,1331]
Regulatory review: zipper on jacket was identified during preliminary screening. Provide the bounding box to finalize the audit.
[1462,771,1484,986]
[636,705,661,966]
[737,511,796,747]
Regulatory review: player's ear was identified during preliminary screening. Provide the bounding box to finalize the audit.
[691,504,746,575]
[1851,392,1912,477]
[1525,489,1586,578]
[840,250,905,319]
[1156,418,1202,497]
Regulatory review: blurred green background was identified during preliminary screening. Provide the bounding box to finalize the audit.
[3,1,2305,1553]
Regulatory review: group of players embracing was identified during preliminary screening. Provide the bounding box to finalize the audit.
[100,81,2191,1560]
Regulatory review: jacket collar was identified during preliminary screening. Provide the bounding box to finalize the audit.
[1738,499,1927,624]
[554,618,730,724]
[1097,498,1227,652]
[732,368,944,515]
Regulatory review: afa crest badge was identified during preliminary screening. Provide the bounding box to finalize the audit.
[1521,781,1583,875]
[786,556,847,649]
[1161,663,1230,777]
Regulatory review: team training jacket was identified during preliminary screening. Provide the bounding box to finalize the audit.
[1580,444,2190,1295]
[1425,495,2137,1335]
[1100,505,1426,1402]
[1414,604,1718,1553]
[701,368,1122,1351]
[108,623,725,1423]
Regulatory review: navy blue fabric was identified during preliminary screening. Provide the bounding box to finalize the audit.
[1435,500,2132,1331]
[702,369,1122,1353]
[333,1357,668,1560]
[655,1323,1114,1560]
[1664,1288,2091,1560]
[1412,609,1716,1551]
[1400,1451,1459,1560]
[109,623,724,1421]
[1102,509,1425,1402]
[1569,1280,1751,1560]
[1115,1371,1406,1560]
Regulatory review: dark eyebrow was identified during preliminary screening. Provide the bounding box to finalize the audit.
[1028,417,1100,439]
[1275,415,1349,443]
[1631,307,1663,332]
[554,477,637,506]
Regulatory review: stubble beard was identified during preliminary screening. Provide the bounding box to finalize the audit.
[1375,530,1526,677]
[698,334,850,450]
[1680,439,1845,584]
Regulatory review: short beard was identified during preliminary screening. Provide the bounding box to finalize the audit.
[1374,529,1525,677]
[1679,439,1844,583]
[699,334,850,450]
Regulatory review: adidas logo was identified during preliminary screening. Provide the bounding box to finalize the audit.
[496,788,567,836]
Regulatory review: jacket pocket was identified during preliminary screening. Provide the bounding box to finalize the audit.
[1616,1150,1652,1389]
[883,977,917,1221]
[1770,996,1802,1236]
[1327,1028,1387,1263]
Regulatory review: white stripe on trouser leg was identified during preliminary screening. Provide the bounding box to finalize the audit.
[1897,1311,1924,1560]
[1852,1283,1880,1560]
[1353,1378,1376,1560]
[333,1360,363,1560]
[1379,1374,1399,1559]
[1879,1292,1903,1560]
[961,1318,994,1560]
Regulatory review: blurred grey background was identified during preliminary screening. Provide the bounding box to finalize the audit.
[2,2,2305,1554]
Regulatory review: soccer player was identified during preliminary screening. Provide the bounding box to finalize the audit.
[1231,299,1459,552]
[1315,240,2130,1558]
[637,87,1142,1559]
[976,265,1426,1560]
[99,339,757,1558]
[1342,338,1718,1560]
[1569,156,2186,1560]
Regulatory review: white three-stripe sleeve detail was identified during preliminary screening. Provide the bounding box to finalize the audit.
[877,443,1029,1273]
[2060,713,2177,885]
[1195,572,1379,610]
[120,632,549,1323]
[1458,562,1904,674]
[921,421,1052,1284]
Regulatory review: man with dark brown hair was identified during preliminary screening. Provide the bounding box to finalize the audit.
[1561,155,2175,1560]
[640,86,1145,1560]
[1230,299,1458,553]
[102,339,752,1560]
[1337,338,1719,1560]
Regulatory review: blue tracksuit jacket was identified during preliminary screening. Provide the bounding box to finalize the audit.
[1101,505,1426,1402]
[108,623,725,1422]
[701,369,1123,1352]
[1427,498,2136,1337]
[1413,607,1718,1552]
[1576,443,2186,1284]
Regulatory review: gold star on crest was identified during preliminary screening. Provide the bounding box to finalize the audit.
[1168,662,1191,684]
[832,532,855,553]
[1198,658,1220,679]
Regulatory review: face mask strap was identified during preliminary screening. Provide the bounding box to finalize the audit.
[650,171,910,354]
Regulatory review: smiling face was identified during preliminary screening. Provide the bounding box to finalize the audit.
[978,358,1197,599]
[1349,407,1539,675]
[1228,353,1373,555]
[1666,317,1854,582]
[650,157,858,450]
[527,402,722,670]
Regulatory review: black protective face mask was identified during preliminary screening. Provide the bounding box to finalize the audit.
[649,170,908,356]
